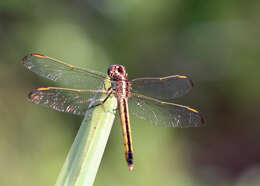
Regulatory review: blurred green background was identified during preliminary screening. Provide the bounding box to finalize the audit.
[1,0,260,186]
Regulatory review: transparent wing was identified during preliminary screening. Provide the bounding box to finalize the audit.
[128,93,204,128]
[130,75,194,99]
[28,87,107,115]
[22,53,107,89]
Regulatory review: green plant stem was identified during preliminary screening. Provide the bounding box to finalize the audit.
[55,82,117,186]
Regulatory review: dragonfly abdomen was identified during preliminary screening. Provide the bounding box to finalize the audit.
[118,97,134,171]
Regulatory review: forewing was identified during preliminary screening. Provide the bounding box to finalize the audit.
[128,93,204,128]
[22,53,107,89]
[28,87,107,115]
[131,75,193,99]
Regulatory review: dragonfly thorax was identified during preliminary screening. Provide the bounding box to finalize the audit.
[107,64,128,80]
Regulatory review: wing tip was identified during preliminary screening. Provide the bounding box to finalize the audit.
[194,109,206,127]
[181,75,194,87]
[27,87,49,102]
[187,106,205,127]
[22,53,47,64]
[22,53,46,67]
[27,89,39,104]
[176,75,194,88]
[21,55,28,64]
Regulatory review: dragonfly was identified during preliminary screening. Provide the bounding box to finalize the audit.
[22,53,204,171]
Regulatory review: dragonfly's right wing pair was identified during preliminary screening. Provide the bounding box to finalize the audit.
[129,76,203,127]
[23,53,204,128]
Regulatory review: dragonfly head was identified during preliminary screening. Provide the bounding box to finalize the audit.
[107,64,128,79]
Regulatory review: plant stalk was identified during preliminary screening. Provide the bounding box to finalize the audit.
[55,80,117,186]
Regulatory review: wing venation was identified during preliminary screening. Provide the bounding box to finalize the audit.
[28,87,107,115]
[22,53,107,89]
[128,93,204,127]
[131,75,193,99]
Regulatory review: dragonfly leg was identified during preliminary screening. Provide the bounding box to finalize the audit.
[105,86,112,94]
[87,88,113,110]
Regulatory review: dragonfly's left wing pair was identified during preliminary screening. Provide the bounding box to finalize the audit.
[22,53,107,89]
[28,87,106,115]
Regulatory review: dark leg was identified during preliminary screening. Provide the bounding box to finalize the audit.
[87,88,113,110]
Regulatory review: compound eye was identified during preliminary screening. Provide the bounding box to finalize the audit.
[107,67,111,75]
[107,65,115,75]
[118,66,125,73]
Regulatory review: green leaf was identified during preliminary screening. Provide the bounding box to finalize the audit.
[55,80,117,186]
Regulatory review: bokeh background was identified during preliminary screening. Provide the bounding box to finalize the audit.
[1,1,260,186]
